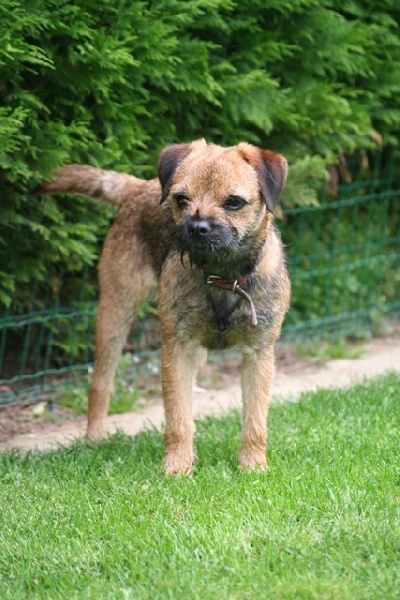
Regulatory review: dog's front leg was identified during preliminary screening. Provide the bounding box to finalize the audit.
[239,345,276,470]
[161,338,199,475]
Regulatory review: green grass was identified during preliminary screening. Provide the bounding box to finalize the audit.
[0,373,399,600]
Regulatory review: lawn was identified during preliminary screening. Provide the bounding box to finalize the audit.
[0,372,399,599]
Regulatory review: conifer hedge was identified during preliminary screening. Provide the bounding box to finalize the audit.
[1,0,400,309]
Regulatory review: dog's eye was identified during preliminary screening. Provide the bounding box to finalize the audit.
[223,195,247,211]
[174,194,189,209]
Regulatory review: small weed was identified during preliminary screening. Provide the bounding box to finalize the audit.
[60,384,90,415]
[296,338,365,363]
[58,352,161,416]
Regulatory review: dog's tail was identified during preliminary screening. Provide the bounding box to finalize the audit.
[37,165,145,206]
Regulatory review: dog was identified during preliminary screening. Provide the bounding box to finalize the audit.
[39,139,291,474]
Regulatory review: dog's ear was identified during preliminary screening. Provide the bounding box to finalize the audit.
[238,144,288,212]
[158,144,192,203]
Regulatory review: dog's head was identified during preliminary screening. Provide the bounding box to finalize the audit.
[158,139,288,273]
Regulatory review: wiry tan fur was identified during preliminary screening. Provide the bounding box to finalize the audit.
[39,139,291,474]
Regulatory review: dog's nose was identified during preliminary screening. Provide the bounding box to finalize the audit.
[188,219,211,238]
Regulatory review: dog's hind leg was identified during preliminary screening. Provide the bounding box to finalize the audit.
[87,297,133,440]
[87,244,156,440]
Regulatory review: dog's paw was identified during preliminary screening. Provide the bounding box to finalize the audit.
[86,424,109,442]
[162,448,194,476]
[238,448,268,471]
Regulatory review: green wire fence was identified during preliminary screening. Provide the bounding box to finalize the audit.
[1,170,399,406]
[281,184,400,340]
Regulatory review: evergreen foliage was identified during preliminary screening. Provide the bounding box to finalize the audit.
[1,0,400,309]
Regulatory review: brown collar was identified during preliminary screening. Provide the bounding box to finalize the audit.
[206,275,258,326]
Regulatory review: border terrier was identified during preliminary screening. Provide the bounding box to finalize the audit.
[39,139,291,474]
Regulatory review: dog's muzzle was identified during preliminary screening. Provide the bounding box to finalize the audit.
[176,217,233,256]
